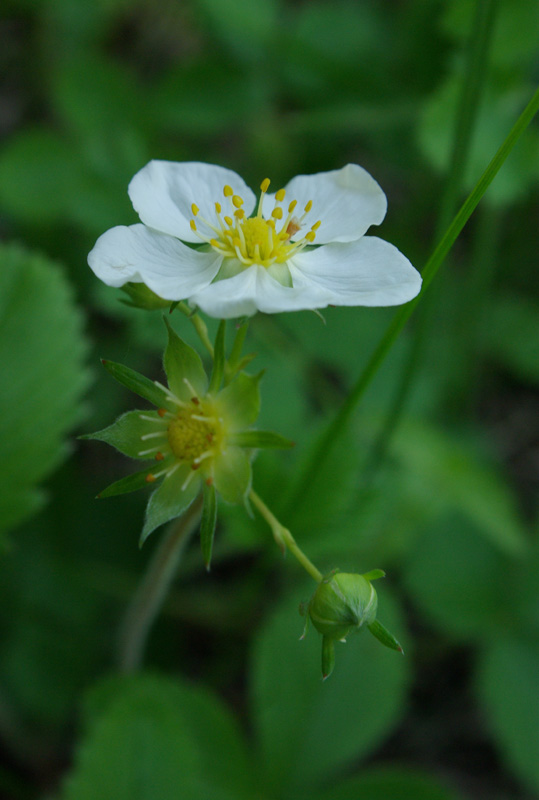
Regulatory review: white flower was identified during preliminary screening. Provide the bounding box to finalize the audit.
[88,160,421,318]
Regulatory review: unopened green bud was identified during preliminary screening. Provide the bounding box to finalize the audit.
[120,282,170,310]
[308,571,378,641]
[301,569,403,679]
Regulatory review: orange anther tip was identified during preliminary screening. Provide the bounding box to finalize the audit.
[205,477,214,486]
[157,408,167,417]
[155,452,164,461]
[145,474,157,483]
[191,397,200,405]
[191,462,201,470]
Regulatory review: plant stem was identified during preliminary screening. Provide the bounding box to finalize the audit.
[250,489,323,583]
[176,302,214,357]
[226,319,250,382]
[286,82,539,511]
[362,0,498,483]
[117,495,203,673]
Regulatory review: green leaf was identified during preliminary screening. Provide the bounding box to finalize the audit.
[141,465,201,545]
[195,0,279,59]
[481,293,539,385]
[216,372,262,430]
[213,447,251,505]
[0,244,89,537]
[82,410,169,459]
[209,320,226,394]
[403,515,511,640]
[392,420,527,555]
[98,461,174,499]
[101,360,174,411]
[163,318,208,401]
[477,636,539,794]
[251,582,410,796]
[314,766,463,800]
[63,673,254,800]
[229,430,295,449]
[200,482,218,570]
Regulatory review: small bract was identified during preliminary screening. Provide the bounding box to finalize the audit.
[88,161,422,318]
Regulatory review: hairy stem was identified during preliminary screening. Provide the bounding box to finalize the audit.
[250,489,322,583]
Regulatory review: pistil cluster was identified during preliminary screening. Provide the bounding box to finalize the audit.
[189,179,321,268]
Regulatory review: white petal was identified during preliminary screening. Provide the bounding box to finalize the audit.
[262,164,387,244]
[289,237,422,307]
[88,224,223,300]
[190,264,329,318]
[128,160,256,242]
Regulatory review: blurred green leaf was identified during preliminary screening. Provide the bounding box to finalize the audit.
[0,243,89,537]
[477,636,539,794]
[313,766,463,800]
[391,420,528,555]
[418,77,539,206]
[251,582,409,796]
[403,515,512,640]
[194,0,279,58]
[481,293,539,385]
[62,672,254,800]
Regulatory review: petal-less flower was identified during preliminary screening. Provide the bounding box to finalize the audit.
[82,320,292,550]
[88,161,422,318]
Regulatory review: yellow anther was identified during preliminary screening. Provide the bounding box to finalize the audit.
[210,238,219,247]
[224,216,233,226]
[223,185,233,197]
[288,200,297,213]
[233,237,241,248]
[190,220,197,231]
[305,231,316,242]
[191,203,199,216]
[260,178,271,193]
[232,195,244,208]
[215,202,222,214]
[304,200,313,213]
[272,207,283,220]
[311,220,322,230]
[234,209,245,219]
[275,188,286,202]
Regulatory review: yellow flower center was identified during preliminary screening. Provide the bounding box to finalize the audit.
[189,179,321,268]
[167,401,223,465]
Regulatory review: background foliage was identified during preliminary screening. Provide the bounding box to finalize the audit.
[0,0,537,798]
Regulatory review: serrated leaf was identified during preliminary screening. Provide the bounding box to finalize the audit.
[229,430,295,449]
[62,673,254,800]
[250,583,410,796]
[101,360,173,411]
[163,318,208,401]
[0,244,89,536]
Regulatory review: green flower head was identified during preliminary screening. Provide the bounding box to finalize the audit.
[82,319,292,560]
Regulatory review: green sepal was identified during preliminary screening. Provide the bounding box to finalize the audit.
[169,301,180,314]
[120,282,170,310]
[216,371,262,430]
[97,459,173,499]
[140,463,201,546]
[362,569,386,582]
[209,320,226,394]
[213,446,251,504]
[101,360,174,411]
[163,318,208,401]
[200,481,218,570]
[368,620,404,654]
[80,410,168,459]
[228,430,295,449]
[321,636,335,681]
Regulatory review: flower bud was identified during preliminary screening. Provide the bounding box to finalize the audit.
[308,571,378,641]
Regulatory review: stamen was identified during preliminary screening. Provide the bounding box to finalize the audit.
[304,200,313,213]
[155,452,164,461]
[223,185,233,197]
[288,200,297,213]
[275,188,286,202]
[215,202,221,214]
[191,414,218,423]
[234,209,245,220]
[260,178,271,193]
[193,450,213,465]
[232,195,244,208]
[190,220,197,232]
[272,207,283,220]
[140,431,167,441]
[137,445,163,456]
[224,215,233,227]
[165,462,180,479]
[154,381,188,408]
[139,414,169,423]
[191,204,199,216]
[183,377,198,397]
[181,470,196,491]
[157,408,168,418]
